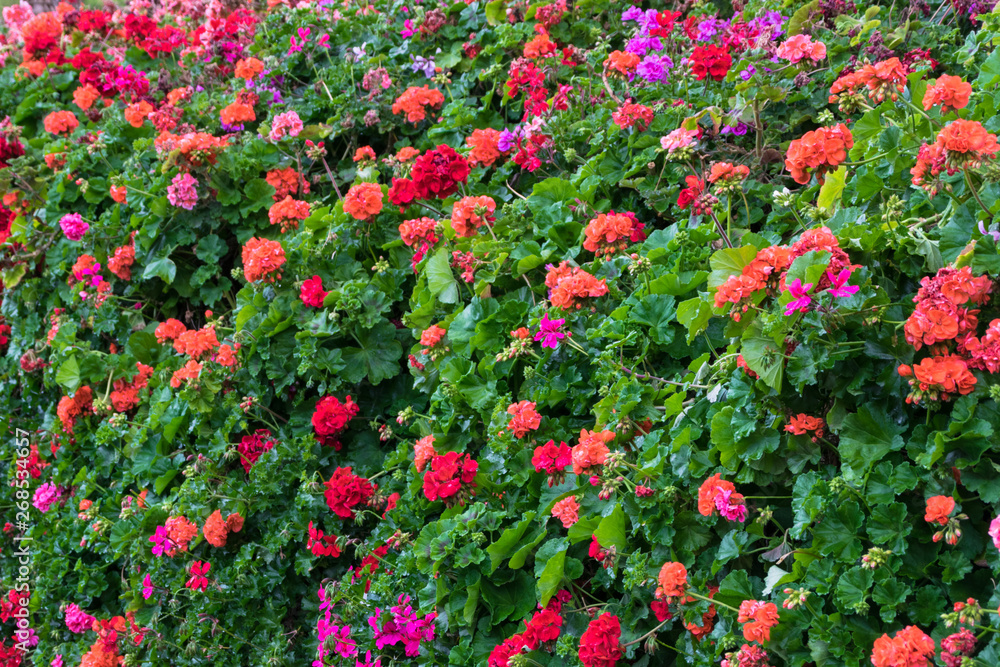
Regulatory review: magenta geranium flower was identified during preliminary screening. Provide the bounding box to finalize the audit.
[533,313,566,349]
[826,268,859,298]
[783,279,813,315]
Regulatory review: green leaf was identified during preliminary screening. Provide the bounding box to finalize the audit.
[484,0,505,24]
[835,567,873,608]
[536,548,566,607]
[708,246,759,289]
[1,263,26,289]
[787,0,819,34]
[813,500,864,560]
[677,298,712,343]
[481,571,535,623]
[486,512,536,573]
[629,294,676,345]
[816,166,846,213]
[142,256,177,284]
[341,322,403,385]
[55,356,81,393]
[837,405,905,481]
[593,504,626,551]
[977,48,1000,90]
[867,502,912,552]
[242,179,276,216]
[463,576,480,626]
[425,246,459,304]
[740,333,784,391]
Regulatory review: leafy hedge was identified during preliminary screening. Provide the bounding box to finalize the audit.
[3,0,1000,666]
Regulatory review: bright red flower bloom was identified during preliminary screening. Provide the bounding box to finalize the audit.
[312,395,360,449]
[300,275,328,308]
[689,44,731,81]
[578,613,622,667]
[324,466,374,519]
[422,451,478,504]
[411,145,470,200]
[237,429,275,474]
[307,521,342,557]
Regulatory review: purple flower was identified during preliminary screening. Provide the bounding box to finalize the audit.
[979,220,1000,242]
[825,268,858,298]
[696,17,729,41]
[621,6,644,22]
[498,129,517,153]
[625,36,662,57]
[721,122,750,136]
[783,279,813,315]
[637,54,673,83]
[534,313,567,349]
[410,55,436,78]
[740,65,756,81]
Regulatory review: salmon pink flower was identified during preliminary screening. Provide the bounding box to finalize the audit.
[551,496,579,528]
[506,400,541,438]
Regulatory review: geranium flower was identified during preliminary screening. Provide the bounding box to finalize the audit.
[783,279,813,315]
[534,314,566,348]
[825,268,858,298]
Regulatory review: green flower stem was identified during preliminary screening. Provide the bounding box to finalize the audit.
[623,616,673,647]
[686,590,739,613]
[963,168,992,217]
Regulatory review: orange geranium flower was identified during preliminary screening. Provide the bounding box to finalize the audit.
[604,50,640,77]
[583,211,644,257]
[343,182,384,221]
[43,110,79,135]
[73,85,101,111]
[551,496,579,528]
[220,102,255,126]
[923,74,972,114]
[164,515,198,554]
[924,495,955,525]
[451,196,496,237]
[784,124,853,184]
[234,57,264,80]
[173,326,220,358]
[268,196,310,232]
[656,562,688,599]
[242,237,286,283]
[414,435,437,472]
[708,162,750,183]
[737,600,780,643]
[697,473,735,516]
[170,360,203,388]
[785,414,825,439]
[506,400,541,438]
[124,101,153,128]
[155,318,187,343]
[466,128,504,167]
[899,354,977,401]
[571,428,614,474]
[524,32,557,59]
[871,626,936,667]
[936,119,1000,167]
[391,86,445,124]
[545,262,608,310]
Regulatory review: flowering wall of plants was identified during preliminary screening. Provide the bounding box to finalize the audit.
[5,0,1000,665]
